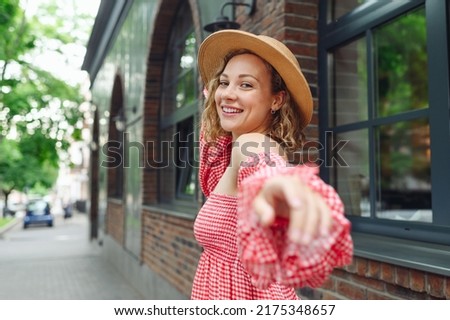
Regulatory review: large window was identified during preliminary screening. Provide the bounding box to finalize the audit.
[159,2,198,205]
[327,0,377,23]
[320,0,450,245]
[107,75,125,200]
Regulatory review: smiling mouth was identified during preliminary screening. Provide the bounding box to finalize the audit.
[222,106,243,114]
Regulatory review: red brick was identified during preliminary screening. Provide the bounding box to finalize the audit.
[380,262,395,283]
[107,201,125,245]
[366,290,392,300]
[141,209,200,297]
[285,2,318,19]
[385,283,428,299]
[285,15,317,30]
[409,269,426,292]
[366,260,381,278]
[350,274,385,291]
[321,276,336,290]
[427,274,445,298]
[321,291,342,300]
[332,268,350,280]
[289,43,317,58]
[445,278,450,299]
[285,29,318,46]
[356,257,368,276]
[336,280,366,299]
[395,266,410,288]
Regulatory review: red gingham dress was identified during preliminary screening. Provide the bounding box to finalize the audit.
[191,133,353,300]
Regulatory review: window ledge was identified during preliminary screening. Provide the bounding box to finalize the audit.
[108,197,123,204]
[352,232,450,277]
[142,203,198,220]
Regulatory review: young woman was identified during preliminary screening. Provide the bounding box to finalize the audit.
[192,30,353,299]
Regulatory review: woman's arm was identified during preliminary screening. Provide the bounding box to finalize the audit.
[233,132,332,244]
[234,133,353,289]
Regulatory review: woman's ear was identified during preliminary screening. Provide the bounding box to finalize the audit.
[272,90,286,111]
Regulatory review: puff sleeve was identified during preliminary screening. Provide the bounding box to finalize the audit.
[236,152,353,289]
[198,131,232,198]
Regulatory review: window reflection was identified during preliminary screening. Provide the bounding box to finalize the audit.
[176,33,196,109]
[327,0,375,22]
[327,6,431,223]
[161,28,196,115]
[374,8,428,117]
[376,119,431,222]
[329,37,368,126]
[176,117,195,197]
[331,130,370,217]
[159,2,197,202]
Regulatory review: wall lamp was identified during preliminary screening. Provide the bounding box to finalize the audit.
[113,109,126,132]
[204,0,257,33]
[113,105,137,132]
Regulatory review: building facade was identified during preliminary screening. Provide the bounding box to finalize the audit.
[82,0,450,299]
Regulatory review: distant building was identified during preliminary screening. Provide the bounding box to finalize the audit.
[82,0,450,299]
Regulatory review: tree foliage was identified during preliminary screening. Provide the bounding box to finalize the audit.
[0,0,92,215]
[375,8,429,190]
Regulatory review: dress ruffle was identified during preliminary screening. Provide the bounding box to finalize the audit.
[236,152,353,289]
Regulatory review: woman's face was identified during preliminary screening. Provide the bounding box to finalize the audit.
[214,53,283,140]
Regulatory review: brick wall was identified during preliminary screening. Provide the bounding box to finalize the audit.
[141,208,202,297]
[106,200,125,245]
[238,0,319,140]
[142,0,180,205]
[299,257,450,299]
[139,0,201,297]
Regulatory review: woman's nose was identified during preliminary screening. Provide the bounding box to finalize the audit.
[221,84,237,100]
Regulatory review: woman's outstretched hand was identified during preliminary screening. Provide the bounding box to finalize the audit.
[252,175,332,245]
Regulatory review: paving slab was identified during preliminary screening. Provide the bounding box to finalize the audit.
[0,213,144,300]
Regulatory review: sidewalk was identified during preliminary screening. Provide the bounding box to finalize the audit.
[0,216,21,236]
[0,213,144,300]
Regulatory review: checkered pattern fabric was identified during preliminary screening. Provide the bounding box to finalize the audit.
[198,132,233,198]
[237,153,353,289]
[192,133,353,299]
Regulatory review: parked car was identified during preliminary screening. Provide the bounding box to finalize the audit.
[23,199,54,229]
[63,203,73,219]
[1,201,25,217]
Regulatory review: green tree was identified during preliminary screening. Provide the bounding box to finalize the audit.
[375,8,429,191]
[0,0,93,216]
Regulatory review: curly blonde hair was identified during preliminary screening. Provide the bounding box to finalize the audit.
[201,49,306,157]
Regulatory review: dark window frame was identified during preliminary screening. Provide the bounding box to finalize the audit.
[319,0,450,246]
[158,3,199,209]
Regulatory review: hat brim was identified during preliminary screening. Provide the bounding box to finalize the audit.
[198,30,313,129]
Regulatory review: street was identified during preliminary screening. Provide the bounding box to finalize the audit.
[0,212,143,299]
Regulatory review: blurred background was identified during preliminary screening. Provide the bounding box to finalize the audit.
[0,0,100,219]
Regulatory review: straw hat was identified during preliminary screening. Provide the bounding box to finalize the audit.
[198,30,313,129]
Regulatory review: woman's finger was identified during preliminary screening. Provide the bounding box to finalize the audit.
[296,192,319,244]
[252,193,275,226]
[316,194,332,236]
[253,176,333,243]
[267,176,312,243]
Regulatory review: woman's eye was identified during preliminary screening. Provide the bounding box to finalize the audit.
[241,82,253,88]
[219,80,228,87]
